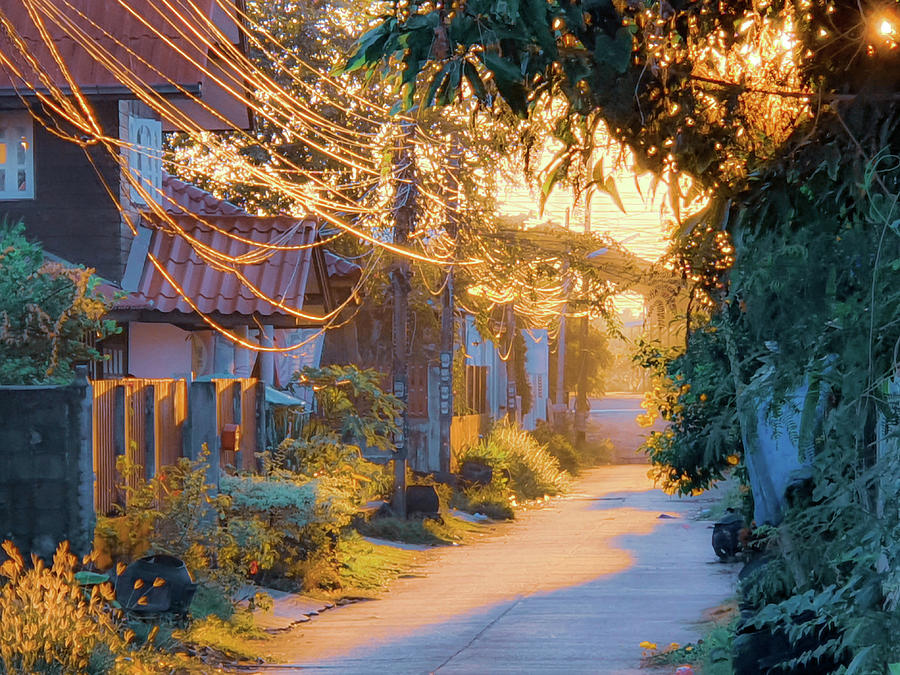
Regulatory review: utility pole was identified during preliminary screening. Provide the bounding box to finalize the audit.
[556,208,570,410]
[555,310,567,407]
[391,124,416,518]
[438,141,460,475]
[505,304,518,424]
[574,200,592,447]
[574,313,589,448]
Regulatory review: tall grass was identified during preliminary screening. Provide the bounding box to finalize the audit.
[461,422,569,500]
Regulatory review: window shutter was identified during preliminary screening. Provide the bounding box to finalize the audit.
[128,116,162,206]
[0,112,35,200]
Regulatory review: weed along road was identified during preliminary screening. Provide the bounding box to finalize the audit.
[252,465,738,675]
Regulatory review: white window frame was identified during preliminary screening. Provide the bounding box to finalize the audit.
[127,115,162,206]
[0,111,35,200]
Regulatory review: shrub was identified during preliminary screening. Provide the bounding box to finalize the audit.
[529,421,581,474]
[0,540,123,674]
[578,438,615,466]
[0,222,117,385]
[291,364,402,451]
[219,473,359,588]
[97,451,236,591]
[462,422,569,500]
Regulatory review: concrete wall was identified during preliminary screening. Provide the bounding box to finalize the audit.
[740,385,816,526]
[128,322,193,378]
[0,372,94,559]
[523,329,550,430]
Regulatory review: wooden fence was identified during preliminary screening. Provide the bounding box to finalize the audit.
[450,413,489,470]
[91,378,262,515]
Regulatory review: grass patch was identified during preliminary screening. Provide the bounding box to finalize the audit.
[189,584,235,621]
[642,601,738,674]
[337,532,420,593]
[450,485,515,520]
[357,513,482,545]
[178,609,271,663]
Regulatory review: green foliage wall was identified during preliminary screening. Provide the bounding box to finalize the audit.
[0,223,116,384]
[640,105,900,671]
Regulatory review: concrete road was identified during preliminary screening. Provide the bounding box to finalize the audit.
[588,395,664,464]
[254,466,738,675]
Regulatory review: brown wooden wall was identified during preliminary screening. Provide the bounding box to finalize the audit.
[91,378,258,515]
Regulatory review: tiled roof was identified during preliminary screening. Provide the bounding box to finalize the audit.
[114,176,361,321]
[118,214,320,317]
[324,250,361,285]
[159,172,361,285]
[0,1,251,130]
[162,173,249,216]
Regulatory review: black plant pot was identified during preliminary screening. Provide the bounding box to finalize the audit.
[116,554,197,615]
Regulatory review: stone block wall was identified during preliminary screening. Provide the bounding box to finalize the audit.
[0,372,94,559]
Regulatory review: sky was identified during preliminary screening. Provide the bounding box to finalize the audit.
[495,154,678,315]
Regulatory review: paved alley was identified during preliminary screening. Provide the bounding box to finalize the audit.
[253,465,738,674]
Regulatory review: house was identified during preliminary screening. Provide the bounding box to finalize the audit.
[0,0,251,283]
[101,172,359,384]
[0,1,359,385]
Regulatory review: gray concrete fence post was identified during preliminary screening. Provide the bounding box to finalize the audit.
[184,380,220,491]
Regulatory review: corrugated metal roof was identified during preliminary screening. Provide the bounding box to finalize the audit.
[0,0,251,129]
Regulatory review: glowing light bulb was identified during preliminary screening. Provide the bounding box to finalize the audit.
[879,19,895,36]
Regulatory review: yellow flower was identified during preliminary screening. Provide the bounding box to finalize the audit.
[669,642,680,650]
[639,641,658,650]
[726,454,739,465]
[685,645,693,652]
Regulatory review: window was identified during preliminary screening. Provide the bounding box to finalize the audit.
[0,112,34,200]
[127,115,162,206]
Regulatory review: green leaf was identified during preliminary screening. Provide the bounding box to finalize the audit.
[593,27,634,74]
[668,178,681,223]
[339,25,390,74]
[887,664,900,675]
[75,571,110,585]
[437,61,461,105]
[597,175,626,213]
[481,52,522,84]
[481,52,527,115]
[463,61,487,100]
[425,64,449,107]
[539,164,565,215]
[844,645,874,675]
[592,157,604,183]
[492,0,520,24]
[519,0,557,56]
